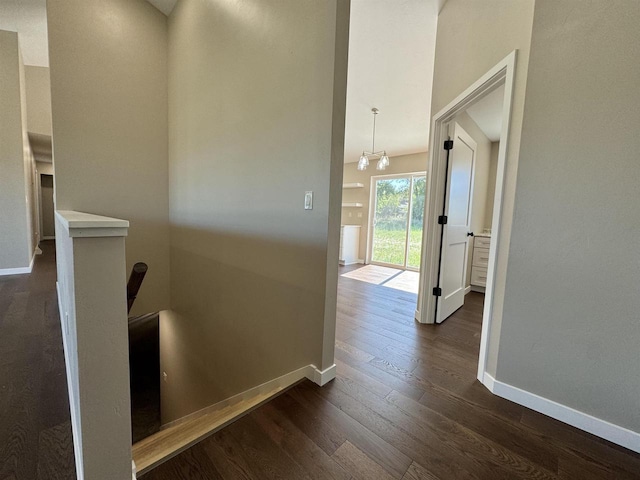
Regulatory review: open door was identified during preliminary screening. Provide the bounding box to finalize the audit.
[435,123,477,323]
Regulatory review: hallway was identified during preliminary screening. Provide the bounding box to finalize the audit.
[2,245,640,479]
[0,241,75,479]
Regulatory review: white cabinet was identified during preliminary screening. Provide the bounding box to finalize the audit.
[470,234,491,292]
[339,225,361,265]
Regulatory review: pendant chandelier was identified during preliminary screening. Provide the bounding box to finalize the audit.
[357,107,390,171]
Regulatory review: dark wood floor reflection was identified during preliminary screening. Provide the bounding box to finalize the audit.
[0,241,75,479]
[146,265,640,479]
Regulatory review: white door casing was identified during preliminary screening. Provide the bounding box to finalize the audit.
[436,123,477,323]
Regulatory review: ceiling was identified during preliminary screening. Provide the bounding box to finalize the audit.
[29,133,52,163]
[0,0,48,67]
[147,0,177,16]
[343,0,442,163]
[466,85,505,142]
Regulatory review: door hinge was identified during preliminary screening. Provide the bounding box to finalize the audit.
[438,215,448,225]
[433,287,442,297]
[444,140,454,150]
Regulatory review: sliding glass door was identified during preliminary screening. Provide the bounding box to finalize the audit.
[369,173,426,271]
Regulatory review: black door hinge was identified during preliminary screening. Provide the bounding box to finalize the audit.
[444,140,453,150]
[438,215,448,225]
[433,287,442,297]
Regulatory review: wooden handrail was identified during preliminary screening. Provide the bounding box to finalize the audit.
[127,262,148,313]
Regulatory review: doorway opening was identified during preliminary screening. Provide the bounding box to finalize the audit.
[39,173,55,240]
[417,51,517,382]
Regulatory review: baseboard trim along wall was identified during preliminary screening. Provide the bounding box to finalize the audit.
[163,363,335,431]
[484,373,640,453]
[0,251,36,276]
[310,363,337,386]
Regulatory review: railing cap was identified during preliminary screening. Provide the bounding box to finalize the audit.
[56,210,129,238]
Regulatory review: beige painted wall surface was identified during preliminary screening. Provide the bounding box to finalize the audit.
[24,65,52,137]
[485,141,499,228]
[164,0,349,422]
[430,0,535,375]
[452,113,492,288]
[47,0,170,315]
[497,0,640,433]
[20,38,37,257]
[342,152,428,261]
[36,160,53,175]
[0,30,34,270]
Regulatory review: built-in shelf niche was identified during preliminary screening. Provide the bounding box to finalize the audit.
[342,183,364,189]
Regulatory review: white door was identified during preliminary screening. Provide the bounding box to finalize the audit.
[436,123,476,323]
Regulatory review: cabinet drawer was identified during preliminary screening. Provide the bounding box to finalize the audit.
[472,247,490,267]
[471,267,488,286]
[474,236,491,248]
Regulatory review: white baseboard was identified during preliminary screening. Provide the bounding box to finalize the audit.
[57,282,85,479]
[42,235,55,240]
[483,373,640,453]
[0,250,36,276]
[0,265,31,276]
[309,364,336,386]
[470,285,486,293]
[163,362,335,431]
[339,259,364,266]
[464,286,472,295]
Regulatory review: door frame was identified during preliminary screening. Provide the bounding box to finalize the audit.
[416,51,517,382]
[366,171,427,271]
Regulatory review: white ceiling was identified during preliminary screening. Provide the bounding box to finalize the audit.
[0,0,48,67]
[147,0,177,16]
[466,85,505,142]
[343,0,441,163]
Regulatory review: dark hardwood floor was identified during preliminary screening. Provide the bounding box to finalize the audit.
[0,241,75,479]
[146,265,640,479]
[3,248,640,479]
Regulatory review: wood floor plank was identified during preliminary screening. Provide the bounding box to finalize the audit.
[332,440,397,480]
[289,382,413,479]
[401,461,440,480]
[249,402,351,480]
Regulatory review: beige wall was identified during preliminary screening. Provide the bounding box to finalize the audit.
[24,65,52,137]
[452,112,492,288]
[0,30,36,270]
[485,141,499,228]
[497,0,640,434]
[47,0,170,315]
[163,0,349,422]
[36,160,53,175]
[342,152,428,261]
[431,0,535,374]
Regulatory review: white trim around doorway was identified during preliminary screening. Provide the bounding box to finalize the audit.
[416,51,517,386]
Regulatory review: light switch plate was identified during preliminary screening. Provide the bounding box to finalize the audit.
[304,191,313,210]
